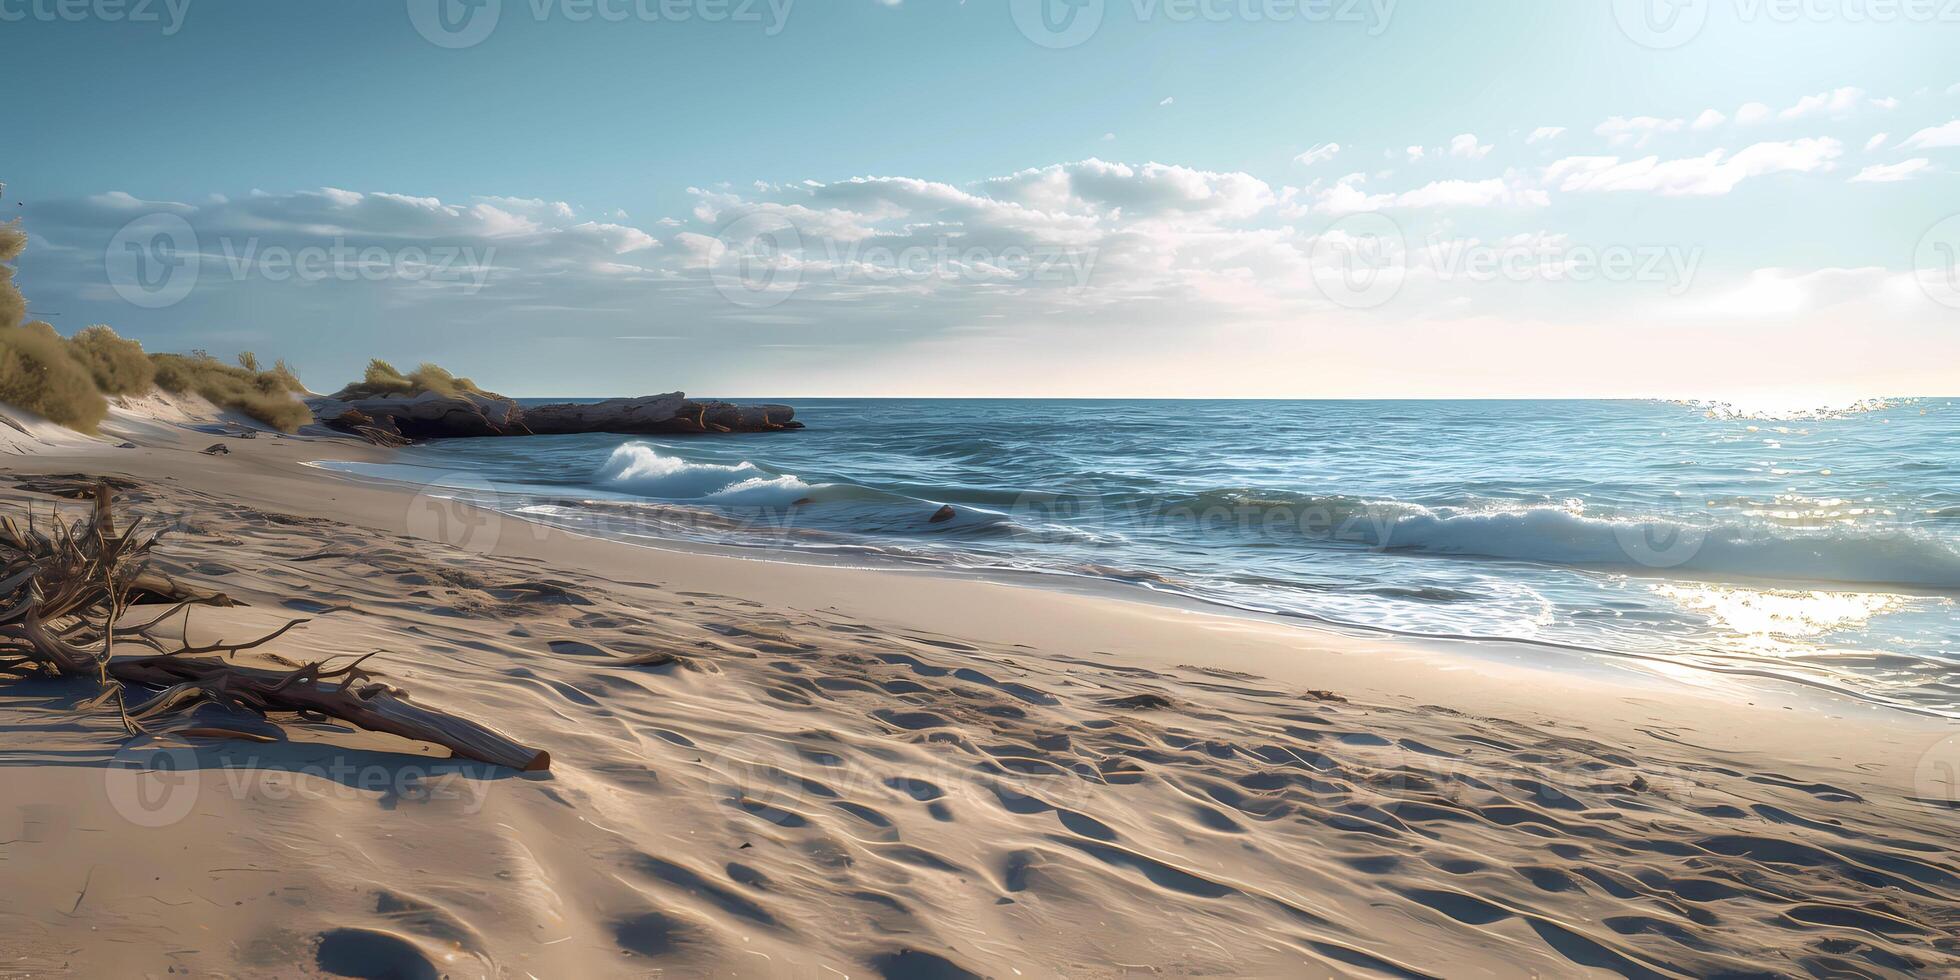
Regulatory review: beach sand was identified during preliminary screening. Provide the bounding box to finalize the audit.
[1,401,1955,978]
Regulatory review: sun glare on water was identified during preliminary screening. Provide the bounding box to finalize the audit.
[1679,395,1911,422]
[1654,584,1906,654]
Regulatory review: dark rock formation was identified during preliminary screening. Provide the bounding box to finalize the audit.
[525,394,798,435]
[311,390,526,439]
[308,390,799,442]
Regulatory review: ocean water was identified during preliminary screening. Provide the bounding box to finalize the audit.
[317,398,1960,716]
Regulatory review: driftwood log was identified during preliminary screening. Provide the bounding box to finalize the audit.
[0,485,549,771]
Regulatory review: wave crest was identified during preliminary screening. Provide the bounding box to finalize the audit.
[596,443,816,506]
[1374,506,1960,589]
[1138,490,1960,589]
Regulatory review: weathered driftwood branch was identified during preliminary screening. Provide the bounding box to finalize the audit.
[108,655,549,771]
[0,484,549,771]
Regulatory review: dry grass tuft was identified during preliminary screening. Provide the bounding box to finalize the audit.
[151,352,312,432]
[67,325,157,396]
[0,321,111,432]
[339,358,495,400]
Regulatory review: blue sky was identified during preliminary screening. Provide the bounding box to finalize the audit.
[3,0,1957,399]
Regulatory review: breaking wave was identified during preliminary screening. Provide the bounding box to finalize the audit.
[596,442,817,506]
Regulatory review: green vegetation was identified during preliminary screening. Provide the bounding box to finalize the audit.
[151,352,312,432]
[0,321,111,432]
[340,358,495,400]
[67,325,157,395]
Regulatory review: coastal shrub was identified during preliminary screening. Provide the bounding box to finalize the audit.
[356,358,415,396]
[269,358,302,391]
[342,358,494,399]
[0,204,311,435]
[0,321,109,432]
[66,324,157,395]
[0,220,27,332]
[407,362,489,398]
[150,351,312,432]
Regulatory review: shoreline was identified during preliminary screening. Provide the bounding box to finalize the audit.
[313,443,1960,724]
[2,404,1955,976]
[12,409,1955,786]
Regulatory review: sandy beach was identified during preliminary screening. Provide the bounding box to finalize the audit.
[0,399,1950,979]
[11,2,1960,974]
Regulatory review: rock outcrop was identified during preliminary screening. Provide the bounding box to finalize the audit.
[309,390,799,442]
[525,395,797,435]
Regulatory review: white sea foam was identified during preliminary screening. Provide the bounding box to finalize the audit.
[597,442,815,506]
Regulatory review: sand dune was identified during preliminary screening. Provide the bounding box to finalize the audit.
[1,411,1955,978]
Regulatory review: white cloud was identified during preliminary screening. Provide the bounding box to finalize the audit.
[981,159,1276,221]
[1526,126,1566,144]
[1448,133,1493,160]
[480,195,575,219]
[570,220,659,252]
[1398,178,1548,209]
[29,186,675,302]
[1691,109,1727,131]
[1406,145,1425,162]
[1735,102,1773,125]
[1864,132,1890,152]
[1159,96,1175,106]
[1848,158,1933,183]
[1309,173,1547,213]
[1779,87,1866,121]
[1294,142,1341,166]
[1899,119,1960,150]
[1545,138,1844,197]
[1869,96,1899,110]
[84,191,194,212]
[1596,115,1684,148]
